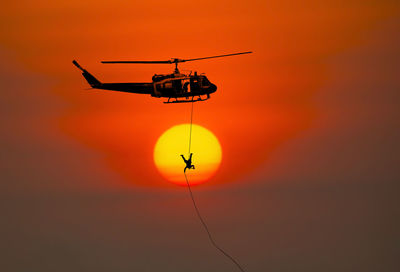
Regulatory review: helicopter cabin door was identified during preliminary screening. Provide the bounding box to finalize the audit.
[172,78,182,93]
[190,76,200,93]
[182,78,190,95]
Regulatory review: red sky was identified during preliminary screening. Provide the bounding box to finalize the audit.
[1,1,399,271]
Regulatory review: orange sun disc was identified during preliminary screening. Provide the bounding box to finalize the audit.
[154,124,222,186]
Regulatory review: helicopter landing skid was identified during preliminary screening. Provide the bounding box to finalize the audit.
[164,95,210,104]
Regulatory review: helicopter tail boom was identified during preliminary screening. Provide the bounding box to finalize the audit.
[73,60,155,95]
[73,60,102,88]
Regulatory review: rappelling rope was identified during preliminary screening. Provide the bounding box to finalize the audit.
[183,173,246,272]
[184,101,246,272]
[188,99,194,155]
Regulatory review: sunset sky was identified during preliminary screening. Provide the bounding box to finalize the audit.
[1,1,399,271]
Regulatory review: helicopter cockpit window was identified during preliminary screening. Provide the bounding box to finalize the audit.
[202,76,211,86]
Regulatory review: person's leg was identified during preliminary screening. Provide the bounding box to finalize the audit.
[184,166,188,173]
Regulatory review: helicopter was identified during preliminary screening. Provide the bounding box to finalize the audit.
[73,51,252,104]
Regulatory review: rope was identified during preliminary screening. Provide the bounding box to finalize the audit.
[188,99,194,155]
[184,173,246,272]
[184,101,246,272]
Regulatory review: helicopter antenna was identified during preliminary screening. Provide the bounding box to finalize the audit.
[101,51,252,73]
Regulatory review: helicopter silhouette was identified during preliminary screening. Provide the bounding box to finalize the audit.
[73,51,252,104]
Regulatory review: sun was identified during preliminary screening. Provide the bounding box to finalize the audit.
[154,124,222,186]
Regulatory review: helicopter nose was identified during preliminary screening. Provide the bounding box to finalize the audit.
[210,83,217,93]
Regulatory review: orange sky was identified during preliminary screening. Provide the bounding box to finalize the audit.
[1,1,400,271]
[1,0,399,188]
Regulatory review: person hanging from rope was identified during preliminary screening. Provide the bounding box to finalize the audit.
[181,153,195,173]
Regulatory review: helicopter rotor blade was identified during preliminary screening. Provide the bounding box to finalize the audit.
[101,51,252,64]
[101,60,172,64]
[181,51,252,62]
